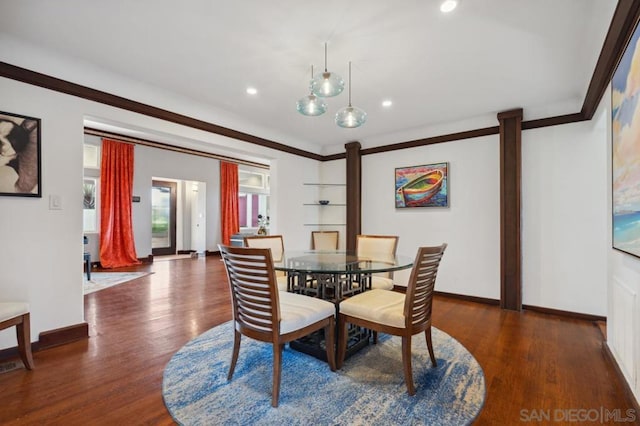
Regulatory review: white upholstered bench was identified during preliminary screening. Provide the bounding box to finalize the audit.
[0,303,34,369]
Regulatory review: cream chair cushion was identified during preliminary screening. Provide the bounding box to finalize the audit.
[276,276,288,291]
[244,237,283,259]
[357,238,397,260]
[279,292,335,334]
[339,289,405,328]
[312,231,339,250]
[357,235,398,290]
[370,276,394,290]
[0,302,29,322]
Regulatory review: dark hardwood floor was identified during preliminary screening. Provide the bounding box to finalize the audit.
[0,256,637,425]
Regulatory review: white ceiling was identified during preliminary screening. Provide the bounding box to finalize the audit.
[0,0,618,156]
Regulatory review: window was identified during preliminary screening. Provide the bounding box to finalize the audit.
[83,142,100,233]
[239,170,265,189]
[83,177,98,232]
[83,144,100,169]
[238,167,269,231]
[239,193,269,228]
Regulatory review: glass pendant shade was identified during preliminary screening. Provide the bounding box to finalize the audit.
[440,0,458,13]
[296,93,327,116]
[311,72,344,97]
[311,42,345,97]
[335,61,366,128]
[335,105,367,128]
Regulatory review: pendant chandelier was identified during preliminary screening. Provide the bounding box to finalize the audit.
[296,66,328,116]
[296,44,366,128]
[335,62,367,128]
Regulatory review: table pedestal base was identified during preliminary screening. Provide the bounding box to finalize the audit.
[290,324,371,362]
[283,264,374,362]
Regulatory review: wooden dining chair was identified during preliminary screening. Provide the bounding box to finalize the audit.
[337,244,447,395]
[244,235,288,291]
[311,230,339,250]
[356,234,399,290]
[219,245,337,407]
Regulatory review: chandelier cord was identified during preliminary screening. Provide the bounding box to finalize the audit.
[348,61,352,107]
[324,43,328,72]
[309,65,315,95]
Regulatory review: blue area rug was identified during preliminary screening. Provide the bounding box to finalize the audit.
[163,321,485,425]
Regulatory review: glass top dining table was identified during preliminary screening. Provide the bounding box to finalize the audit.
[273,250,414,275]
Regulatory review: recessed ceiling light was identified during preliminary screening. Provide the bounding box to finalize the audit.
[246,87,258,95]
[440,0,458,13]
[382,100,393,108]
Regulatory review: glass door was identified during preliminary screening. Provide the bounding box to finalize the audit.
[151,180,177,256]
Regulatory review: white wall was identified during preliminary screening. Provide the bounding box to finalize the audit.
[522,108,608,316]
[270,155,323,250]
[362,135,501,299]
[0,79,85,349]
[609,250,640,402]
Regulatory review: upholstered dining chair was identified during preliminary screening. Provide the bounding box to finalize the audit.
[0,302,35,370]
[244,235,288,291]
[337,244,447,395]
[219,245,336,407]
[356,234,399,290]
[311,230,339,250]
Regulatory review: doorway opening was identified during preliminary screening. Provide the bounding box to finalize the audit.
[152,180,177,256]
[151,178,207,258]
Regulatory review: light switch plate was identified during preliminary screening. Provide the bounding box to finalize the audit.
[49,194,62,210]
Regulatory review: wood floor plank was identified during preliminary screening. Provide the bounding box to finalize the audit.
[0,256,635,425]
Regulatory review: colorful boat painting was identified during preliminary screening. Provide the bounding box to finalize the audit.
[395,162,448,208]
[398,169,444,206]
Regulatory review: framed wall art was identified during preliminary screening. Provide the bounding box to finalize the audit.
[0,111,41,197]
[612,21,640,258]
[395,162,448,208]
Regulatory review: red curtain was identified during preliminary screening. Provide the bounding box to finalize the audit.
[99,139,141,268]
[220,162,239,246]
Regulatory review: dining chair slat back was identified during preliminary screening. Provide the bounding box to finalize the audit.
[221,246,279,337]
[405,244,447,330]
[244,235,287,290]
